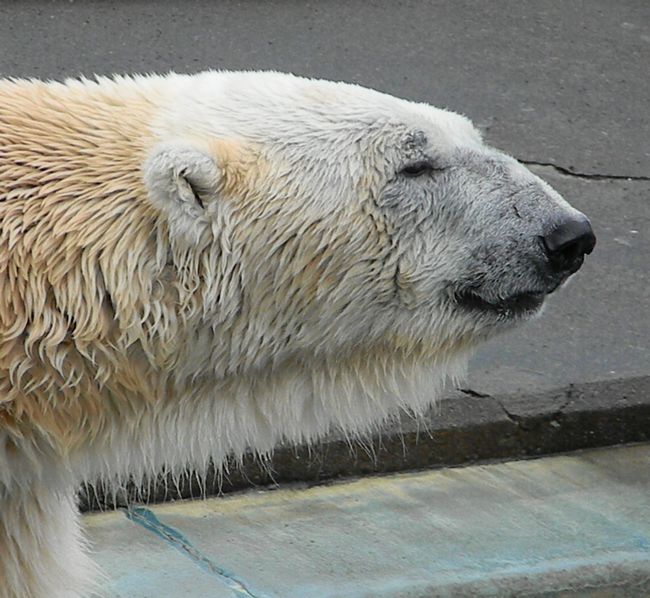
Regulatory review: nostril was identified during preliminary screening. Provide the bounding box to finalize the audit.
[542,216,596,273]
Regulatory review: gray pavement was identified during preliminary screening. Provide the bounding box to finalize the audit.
[1,1,647,399]
[87,443,650,597]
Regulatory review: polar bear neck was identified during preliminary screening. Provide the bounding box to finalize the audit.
[74,343,467,488]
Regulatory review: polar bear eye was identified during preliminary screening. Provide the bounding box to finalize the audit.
[400,160,437,178]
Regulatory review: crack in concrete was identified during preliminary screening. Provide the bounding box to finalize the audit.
[493,388,578,430]
[457,386,579,429]
[520,159,650,182]
[458,387,492,399]
[457,388,525,425]
[556,385,576,415]
[125,506,262,598]
[493,398,524,426]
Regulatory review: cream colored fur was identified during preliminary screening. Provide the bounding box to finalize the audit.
[0,71,582,596]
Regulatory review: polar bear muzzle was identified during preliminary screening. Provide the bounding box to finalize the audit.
[451,205,595,320]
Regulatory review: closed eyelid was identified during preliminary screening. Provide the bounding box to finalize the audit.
[399,157,446,176]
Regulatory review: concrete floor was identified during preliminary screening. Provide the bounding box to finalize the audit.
[87,443,650,597]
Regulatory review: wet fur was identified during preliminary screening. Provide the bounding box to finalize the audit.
[0,72,579,597]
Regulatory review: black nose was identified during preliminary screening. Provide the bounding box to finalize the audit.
[541,216,596,274]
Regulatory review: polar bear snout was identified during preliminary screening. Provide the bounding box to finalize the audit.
[449,174,595,321]
[540,214,596,276]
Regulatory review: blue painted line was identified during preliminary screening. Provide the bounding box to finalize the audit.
[124,506,262,598]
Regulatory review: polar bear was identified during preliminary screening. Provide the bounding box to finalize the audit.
[0,71,594,597]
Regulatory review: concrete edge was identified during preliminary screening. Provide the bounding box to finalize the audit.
[397,554,650,598]
[79,375,650,511]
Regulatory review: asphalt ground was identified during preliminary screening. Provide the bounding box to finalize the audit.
[1,2,649,500]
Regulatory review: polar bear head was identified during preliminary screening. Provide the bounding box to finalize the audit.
[0,67,599,598]
[143,72,594,385]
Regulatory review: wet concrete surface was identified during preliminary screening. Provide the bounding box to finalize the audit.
[87,443,650,597]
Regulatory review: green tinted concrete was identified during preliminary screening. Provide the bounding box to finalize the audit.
[86,511,231,598]
[87,443,650,597]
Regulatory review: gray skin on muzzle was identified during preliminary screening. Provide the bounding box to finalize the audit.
[448,150,595,316]
[379,145,595,322]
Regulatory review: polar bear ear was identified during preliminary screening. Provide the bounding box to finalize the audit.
[143,142,221,226]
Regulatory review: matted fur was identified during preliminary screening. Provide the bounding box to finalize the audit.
[0,71,589,597]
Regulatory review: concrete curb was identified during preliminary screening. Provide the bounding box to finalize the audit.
[80,375,650,511]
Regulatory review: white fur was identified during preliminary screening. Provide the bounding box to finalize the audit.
[0,71,585,596]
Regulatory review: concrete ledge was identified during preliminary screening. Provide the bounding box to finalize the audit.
[87,444,650,597]
[80,375,650,511]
